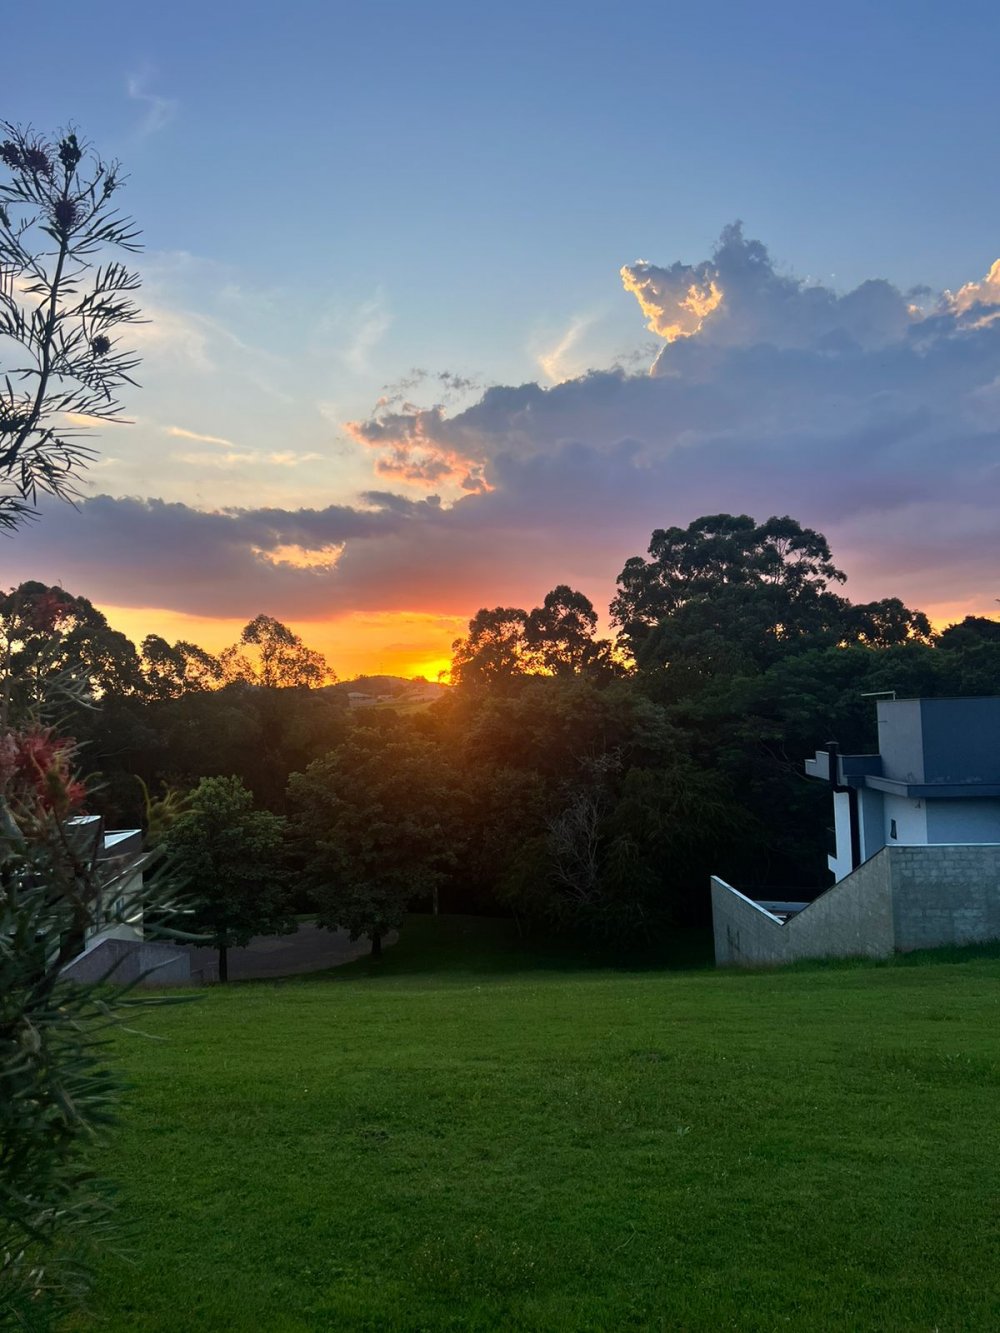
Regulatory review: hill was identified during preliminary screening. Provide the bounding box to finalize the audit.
[329,675,450,711]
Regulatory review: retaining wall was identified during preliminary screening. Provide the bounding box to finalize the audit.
[712,843,1000,966]
[61,936,191,986]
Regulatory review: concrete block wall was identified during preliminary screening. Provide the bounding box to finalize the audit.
[713,852,894,966]
[890,844,1000,950]
[785,849,893,961]
[712,843,1000,966]
[711,881,789,966]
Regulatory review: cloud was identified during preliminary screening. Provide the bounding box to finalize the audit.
[623,222,913,363]
[165,425,237,448]
[126,74,178,137]
[172,450,258,470]
[943,259,1000,324]
[536,314,598,382]
[12,226,1000,634]
[342,291,393,374]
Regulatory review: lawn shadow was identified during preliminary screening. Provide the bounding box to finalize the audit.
[295,913,715,985]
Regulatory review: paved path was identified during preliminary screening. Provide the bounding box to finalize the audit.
[183,923,397,982]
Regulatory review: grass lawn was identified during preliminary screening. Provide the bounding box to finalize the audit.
[69,917,1000,1331]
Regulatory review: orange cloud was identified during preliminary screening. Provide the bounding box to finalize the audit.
[620,264,723,342]
[344,413,492,493]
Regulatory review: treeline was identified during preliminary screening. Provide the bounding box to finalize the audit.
[9,514,1000,946]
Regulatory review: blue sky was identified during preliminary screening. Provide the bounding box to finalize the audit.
[6,1,1000,674]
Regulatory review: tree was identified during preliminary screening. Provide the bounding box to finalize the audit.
[450,607,529,687]
[140,634,222,700]
[938,615,1000,650]
[451,589,618,687]
[611,513,847,663]
[219,615,333,688]
[0,582,144,713]
[0,123,141,528]
[842,598,933,648]
[289,722,464,955]
[162,776,294,981]
[524,585,618,678]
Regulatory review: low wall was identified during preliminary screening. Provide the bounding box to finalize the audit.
[61,936,191,987]
[711,880,789,966]
[890,843,1000,950]
[712,843,1000,966]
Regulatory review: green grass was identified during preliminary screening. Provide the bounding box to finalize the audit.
[69,917,1000,1331]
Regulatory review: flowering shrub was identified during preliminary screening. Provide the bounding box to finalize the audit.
[0,727,87,825]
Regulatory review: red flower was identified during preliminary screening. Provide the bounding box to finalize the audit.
[0,726,86,821]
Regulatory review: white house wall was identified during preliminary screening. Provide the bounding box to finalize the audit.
[829,790,855,882]
[884,793,927,845]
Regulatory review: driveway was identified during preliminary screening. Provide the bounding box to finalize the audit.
[183,922,397,982]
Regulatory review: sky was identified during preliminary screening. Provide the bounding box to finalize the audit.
[6,0,1000,678]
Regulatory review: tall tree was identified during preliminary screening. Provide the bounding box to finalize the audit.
[0,581,143,709]
[0,123,141,528]
[452,589,617,686]
[612,514,856,677]
[450,607,529,687]
[525,585,618,678]
[163,775,295,982]
[290,722,464,954]
[219,615,333,689]
[140,635,222,700]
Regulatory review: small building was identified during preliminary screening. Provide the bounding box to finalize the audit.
[59,815,191,986]
[805,696,1000,882]
[711,696,1000,967]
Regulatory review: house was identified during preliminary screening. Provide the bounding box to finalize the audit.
[711,696,1000,966]
[59,815,191,986]
[805,696,1000,881]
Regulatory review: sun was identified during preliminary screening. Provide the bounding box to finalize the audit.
[408,657,452,683]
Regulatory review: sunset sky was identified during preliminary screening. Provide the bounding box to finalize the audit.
[7,1,1000,679]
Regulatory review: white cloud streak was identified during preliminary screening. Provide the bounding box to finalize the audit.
[126,74,178,138]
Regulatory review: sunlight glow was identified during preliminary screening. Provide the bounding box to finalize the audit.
[619,269,724,342]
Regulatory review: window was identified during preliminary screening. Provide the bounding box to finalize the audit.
[890,819,898,840]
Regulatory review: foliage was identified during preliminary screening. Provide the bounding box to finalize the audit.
[219,615,333,689]
[135,776,193,847]
[0,120,166,1329]
[162,776,295,981]
[611,512,846,654]
[0,720,184,1327]
[0,123,141,529]
[0,582,143,716]
[450,587,616,686]
[290,721,465,952]
[450,606,531,688]
[140,635,221,700]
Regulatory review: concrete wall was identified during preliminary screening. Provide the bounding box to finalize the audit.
[712,843,1000,966]
[711,881,789,966]
[61,936,191,987]
[889,844,1000,951]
